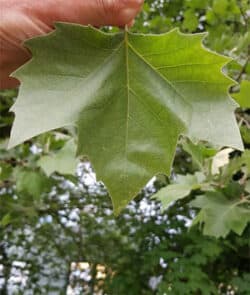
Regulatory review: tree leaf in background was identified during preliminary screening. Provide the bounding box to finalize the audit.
[154,184,193,210]
[233,80,250,108]
[0,163,12,181]
[16,169,53,199]
[240,125,250,145]
[183,9,199,32]
[153,173,204,210]
[9,24,243,213]
[191,191,250,238]
[182,138,217,170]
[232,273,250,295]
[242,150,250,172]
[38,140,78,176]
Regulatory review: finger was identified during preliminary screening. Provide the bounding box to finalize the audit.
[98,0,144,27]
[127,19,135,28]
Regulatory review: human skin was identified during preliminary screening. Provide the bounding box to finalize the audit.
[0,0,144,89]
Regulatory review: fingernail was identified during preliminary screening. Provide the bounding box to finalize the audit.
[120,0,144,8]
[120,7,137,21]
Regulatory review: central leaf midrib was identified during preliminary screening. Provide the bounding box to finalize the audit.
[123,29,130,182]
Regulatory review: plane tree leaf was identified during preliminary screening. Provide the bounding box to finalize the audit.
[38,139,78,176]
[191,191,250,238]
[153,173,205,210]
[8,23,243,213]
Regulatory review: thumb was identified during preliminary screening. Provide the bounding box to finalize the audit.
[99,0,144,27]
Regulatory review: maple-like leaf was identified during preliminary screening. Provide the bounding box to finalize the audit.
[153,173,204,210]
[9,23,243,213]
[191,192,250,238]
[38,140,78,176]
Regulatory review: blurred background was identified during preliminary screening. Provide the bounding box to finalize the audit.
[0,0,250,294]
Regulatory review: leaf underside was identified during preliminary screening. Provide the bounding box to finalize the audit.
[9,23,243,213]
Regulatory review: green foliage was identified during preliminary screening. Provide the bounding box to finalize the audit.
[0,89,16,139]
[1,0,250,293]
[153,172,204,209]
[38,139,78,176]
[232,273,250,295]
[1,159,250,294]
[9,25,243,212]
[16,169,52,199]
[154,144,250,237]
[191,191,250,238]
[233,80,250,108]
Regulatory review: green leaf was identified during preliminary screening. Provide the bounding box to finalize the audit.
[240,125,250,145]
[182,138,217,170]
[233,80,250,108]
[154,184,193,210]
[154,173,204,210]
[191,192,250,238]
[213,0,230,16]
[242,150,250,172]
[232,273,250,294]
[38,139,78,176]
[0,163,12,181]
[0,213,11,227]
[16,169,52,199]
[183,9,199,32]
[9,24,243,213]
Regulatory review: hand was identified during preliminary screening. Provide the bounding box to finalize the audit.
[0,0,144,89]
